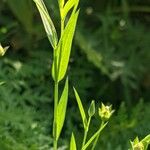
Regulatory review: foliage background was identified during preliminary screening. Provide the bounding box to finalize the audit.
[0,0,150,149]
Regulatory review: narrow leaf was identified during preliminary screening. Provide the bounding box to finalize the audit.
[33,0,58,48]
[62,0,79,19]
[52,10,79,82]
[73,87,87,129]
[56,78,68,140]
[58,10,79,81]
[70,133,77,150]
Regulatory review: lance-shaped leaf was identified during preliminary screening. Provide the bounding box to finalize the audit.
[70,133,77,150]
[52,9,79,82]
[56,78,68,140]
[62,0,79,20]
[57,10,79,82]
[33,0,58,48]
[73,87,87,129]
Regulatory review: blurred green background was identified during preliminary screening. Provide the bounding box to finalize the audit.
[0,0,150,149]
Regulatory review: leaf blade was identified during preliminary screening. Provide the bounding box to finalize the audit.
[58,10,79,81]
[56,78,69,140]
[73,87,87,129]
[33,0,58,48]
[62,0,79,19]
[70,133,77,150]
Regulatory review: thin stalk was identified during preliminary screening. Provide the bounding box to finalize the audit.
[53,81,59,150]
[82,117,91,148]
[61,19,64,35]
[54,138,57,150]
[53,44,59,149]
[82,122,107,150]
[82,130,88,148]
[91,121,104,150]
[53,2,64,150]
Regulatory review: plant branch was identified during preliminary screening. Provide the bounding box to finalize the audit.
[91,121,105,150]
[82,117,91,147]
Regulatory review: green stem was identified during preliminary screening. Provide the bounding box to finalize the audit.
[91,121,104,150]
[54,138,57,150]
[61,19,64,35]
[82,117,91,147]
[82,131,88,148]
[53,3,64,150]
[53,47,59,150]
[53,81,59,150]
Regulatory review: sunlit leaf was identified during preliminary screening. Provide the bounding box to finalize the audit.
[58,10,79,81]
[73,87,87,129]
[33,0,58,48]
[62,0,79,19]
[52,9,79,82]
[70,133,77,150]
[56,78,68,140]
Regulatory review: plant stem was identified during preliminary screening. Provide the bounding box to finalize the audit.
[54,138,57,150]
[52,3,64,150]
[82,130,88,148]
[53,81,59,150]
[61,19,64,35]
[91,121,104,150]
[82,117,91,148]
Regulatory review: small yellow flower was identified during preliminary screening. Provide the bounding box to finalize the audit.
[0,43,9,56]
[131,137,144,150]
[133,142,144,150]
[99,103,115,122]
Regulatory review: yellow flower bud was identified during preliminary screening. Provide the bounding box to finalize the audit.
[133,142,144,150]
[131,137,144,150]
[99,103,114,122]
[0,43,9,56]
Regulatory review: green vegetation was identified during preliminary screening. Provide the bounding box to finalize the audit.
[0,0,150,149]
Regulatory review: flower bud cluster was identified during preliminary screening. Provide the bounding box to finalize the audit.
[131,137,144,150]
[99,103,115,122]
